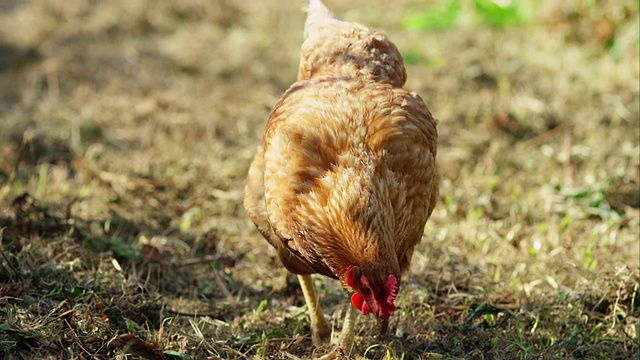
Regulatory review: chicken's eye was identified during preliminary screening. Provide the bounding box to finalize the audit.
[361,287,371,295]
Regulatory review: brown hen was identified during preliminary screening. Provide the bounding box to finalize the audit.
[244,0,438,349]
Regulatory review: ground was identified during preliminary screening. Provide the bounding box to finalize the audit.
[0,0,638,359]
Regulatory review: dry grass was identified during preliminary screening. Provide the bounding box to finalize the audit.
[0,0,638,359]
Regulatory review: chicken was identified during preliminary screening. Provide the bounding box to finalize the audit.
[244,0,438,349]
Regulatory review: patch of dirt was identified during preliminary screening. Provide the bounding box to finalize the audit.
[0,0,638,359]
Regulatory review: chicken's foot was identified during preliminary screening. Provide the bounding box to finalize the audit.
[298,274,331,345]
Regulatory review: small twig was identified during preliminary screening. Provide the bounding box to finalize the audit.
[31,309,75,331]
[210,338,252,359]
[164,309,222,318]
[218,343,250,360]
[211,265,233,299]
[283,352,304,360]
[65,197,80,221]
[55,312,97,359]
[171,255,219,268]
[522,124,565,149]
[245,336,304,357]
[0,228,26,280]
[264,337,302,346]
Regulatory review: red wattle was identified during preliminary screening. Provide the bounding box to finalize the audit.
[361,302,371,315]
[351,292,363,310]
[351,293,370,315]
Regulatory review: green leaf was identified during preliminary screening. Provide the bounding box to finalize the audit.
[402,49,425,65]
[560,215,571,232]
[46,284,87,300]
[180,208,200,232]
[107,240,139,260]
[587,323,603,341]
[0,323,42,341]
[564,323,582,347]
[402,0,461,31]
[474,0,531,27]
[254,299,268,314]
[104,306,128,328]
[464,302,515,328]
[125,320,138,333]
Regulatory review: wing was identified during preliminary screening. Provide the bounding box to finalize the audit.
[371,91,438,273]
[244,145,323,275]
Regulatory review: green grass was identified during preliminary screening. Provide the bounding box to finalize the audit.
[0,0,638,359]
[402,0,533,31]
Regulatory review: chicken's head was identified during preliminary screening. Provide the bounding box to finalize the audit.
[346,265,398,324]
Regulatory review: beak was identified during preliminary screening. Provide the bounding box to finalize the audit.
[378,317,389,336]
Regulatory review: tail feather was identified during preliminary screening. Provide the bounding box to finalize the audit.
[308,0,332,15]
[304,0,338,39]
[299,0,407,87]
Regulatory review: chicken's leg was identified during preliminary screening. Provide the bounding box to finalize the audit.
[334,300,357,349]
[298,275,331,345]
